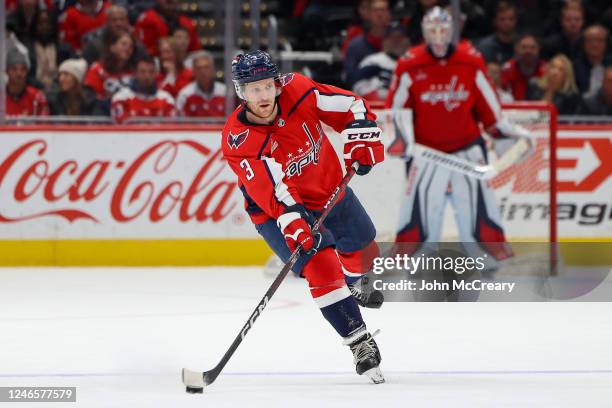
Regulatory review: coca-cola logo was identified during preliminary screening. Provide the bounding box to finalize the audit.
[0,139,238,224]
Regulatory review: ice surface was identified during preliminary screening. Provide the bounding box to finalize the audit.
[0,266,611,407]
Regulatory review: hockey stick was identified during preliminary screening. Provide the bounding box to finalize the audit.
[389,109,531,180]
[405,138,531,180]
[182,164,359,393]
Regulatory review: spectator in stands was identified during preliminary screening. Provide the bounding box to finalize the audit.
[501,34,545,101]
[578,66,612,115]
[58,0,110,52]
[344,0,391,87]
[172,26,191,63]
[526,54,581,115]
[406,0,438,45]
[135,0,201,57]
[46,58,104,116]
[84,30,137,107]
[111,54,176,123]
[353,21,409,104]
[82,5,136,65]
[541,2,584,61]
[341,0,371,56]
[176,50,226,117]
[5,28,31,70]
[487,61,513,103]
[157,37,193,98]
[573,24,611,97]
[476,0,517,64]
[5,48,49,116]
[6,0,41,47]
[27,9,74,91]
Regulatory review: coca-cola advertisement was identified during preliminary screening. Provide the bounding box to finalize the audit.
[0,130,257,239]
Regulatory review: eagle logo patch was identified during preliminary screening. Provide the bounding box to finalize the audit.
[227,129,250,149]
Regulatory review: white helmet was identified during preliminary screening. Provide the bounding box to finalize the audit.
[422,6,453,58]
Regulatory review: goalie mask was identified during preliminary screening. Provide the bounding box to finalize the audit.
[422,6,453,58]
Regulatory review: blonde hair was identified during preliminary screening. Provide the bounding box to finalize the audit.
[537,54,578,94]
[158,37,186,72]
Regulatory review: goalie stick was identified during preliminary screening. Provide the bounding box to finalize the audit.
[182,163,360,393]
[389,109,532,180]
[407,138,531,180]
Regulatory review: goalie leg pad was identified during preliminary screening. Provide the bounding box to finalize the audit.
[449,144,513,260]
[395,158,450,245]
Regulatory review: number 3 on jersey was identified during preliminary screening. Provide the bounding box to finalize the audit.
[240,159,255,180]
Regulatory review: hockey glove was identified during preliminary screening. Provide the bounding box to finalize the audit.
[341,119,385,175]
[277,205,320,253]
[488,118,535,162]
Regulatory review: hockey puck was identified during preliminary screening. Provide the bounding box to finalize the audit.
[186,386,203,394]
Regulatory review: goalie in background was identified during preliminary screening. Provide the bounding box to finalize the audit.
[385,7,531,262]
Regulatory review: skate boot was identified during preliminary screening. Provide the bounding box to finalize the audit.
[348,276,384,309]
[343,326,385,384]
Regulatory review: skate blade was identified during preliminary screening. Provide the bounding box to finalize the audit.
[363,367,385,384]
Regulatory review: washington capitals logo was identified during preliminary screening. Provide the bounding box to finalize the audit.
[227,129,250,149]
[280,73,294,87]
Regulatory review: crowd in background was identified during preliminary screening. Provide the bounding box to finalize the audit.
[4,0,226,122]
[4,0,612,122]
[326,0,612,116]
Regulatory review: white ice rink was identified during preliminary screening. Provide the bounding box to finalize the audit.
[1,266,611,407]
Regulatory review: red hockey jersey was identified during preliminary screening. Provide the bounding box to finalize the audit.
[134,9,201,57]
[157,67,193,98]
[6,86,49,116]
[58,0,109,51]
[110,87,176,123]
[176,81,226,117]
[84,62,134,100]
[222,73,376,224]
[501,58,545,100]
[386,43,501,152]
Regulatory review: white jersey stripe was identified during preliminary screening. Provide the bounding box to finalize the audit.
[314,90,367,121]
[263,157,296,207]
[391,72,412,109]
[475,70,501,120]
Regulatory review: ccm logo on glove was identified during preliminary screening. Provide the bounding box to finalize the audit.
[345,129,382,141]
[341,119,385,175]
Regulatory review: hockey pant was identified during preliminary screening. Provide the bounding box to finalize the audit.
[255,187,379,336]
[395,140,513,261]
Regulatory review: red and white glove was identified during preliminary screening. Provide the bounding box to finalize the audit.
[341,119,385,175]
[277,205,317,252]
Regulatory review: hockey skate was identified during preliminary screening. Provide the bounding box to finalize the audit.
[343,327,384,384]
[348,276,384,309]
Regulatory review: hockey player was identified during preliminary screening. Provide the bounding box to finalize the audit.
[386,7,522,260]
[223,50,385,383]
